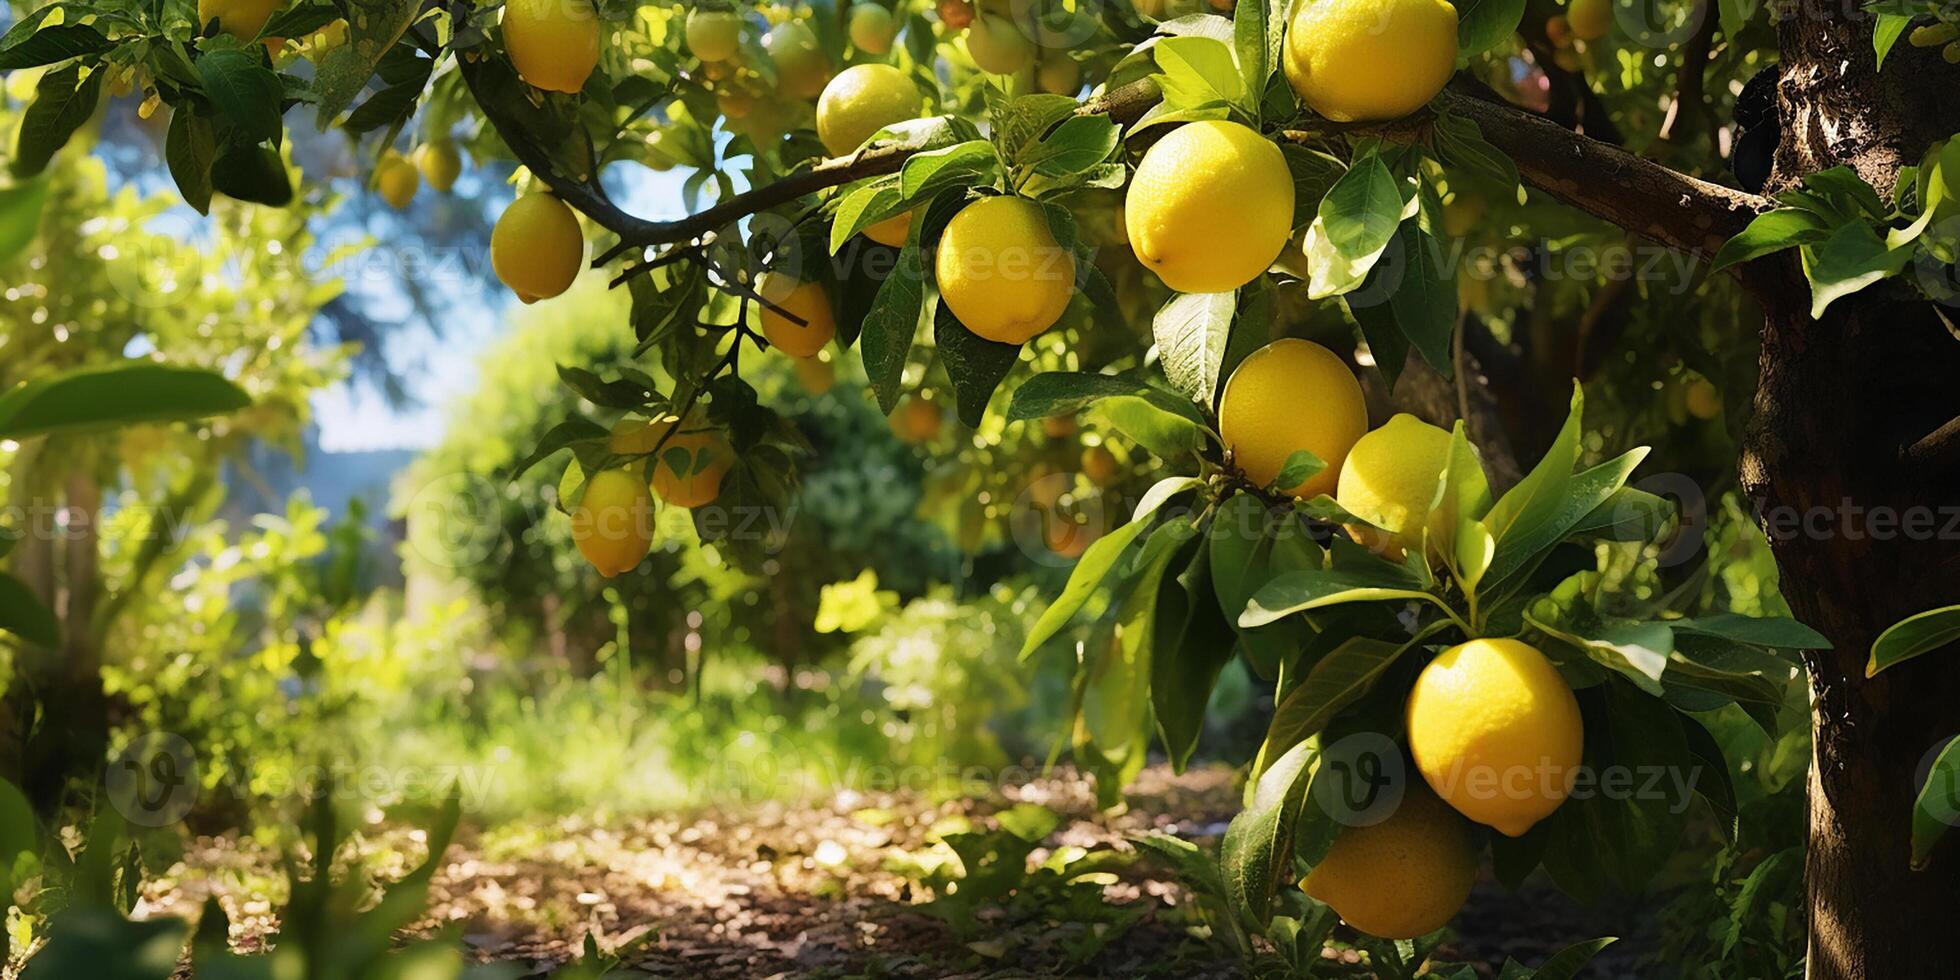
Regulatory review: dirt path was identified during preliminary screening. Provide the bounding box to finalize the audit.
[138,766,1653,978]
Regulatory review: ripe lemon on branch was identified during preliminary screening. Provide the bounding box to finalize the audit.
[374,150,419,210]
[817,64,924,157]
[685,6,745,62]
[1336,413,1473,559]
[198,0,284,45]
[1218,339,1367,499]
[936,196,1076,344]
[1302,783,1477,939]
[758,273,839,357]
[572,468,655,578]
[1406,638,1585,837]
[1283,0,1459,122]
[613,416,735,509]
[492,192,584,303]
[416,141,462,193]
[503,0,602,94]
[1125,120,1295,294]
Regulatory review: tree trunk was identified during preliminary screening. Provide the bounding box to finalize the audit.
[1746,15,1960,978]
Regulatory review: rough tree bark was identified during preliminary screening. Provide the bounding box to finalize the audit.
[1745,14,1960,979]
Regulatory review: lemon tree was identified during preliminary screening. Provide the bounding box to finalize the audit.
[6,0,1960,973]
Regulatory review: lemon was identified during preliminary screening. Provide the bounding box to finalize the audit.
[685,7,745,62]
[1567,0,1613,41]
[936,195,1076,344]
[890,395,942,444]
[374,150,419,210]
[572,468,654,578]
[757,273,838,357]
[1081,445,1120,486]
[863,210,913,247]
[817,63,923,157]
[1336,413,1468,559]
[966,14,1033,74]
[1406,638,1585,837]
[1685,379,1721,419]
[492,192,584,303]
[504,0,602,94]
[794,354,836,394]
[1283,0,1458,122]
[767,21,831,100]
[849,3,897,53]
[416,141,462,193]
[1037,57,1081,95]
[1125,120,1295,293]
[198,0,284,41]
[937,0,975,31]
[1302,783,1477,939]
[1218,339,1368,499]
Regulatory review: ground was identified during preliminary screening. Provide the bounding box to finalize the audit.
[133,766,1655,978]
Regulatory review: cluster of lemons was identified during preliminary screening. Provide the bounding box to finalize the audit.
[1218,339,1585,939]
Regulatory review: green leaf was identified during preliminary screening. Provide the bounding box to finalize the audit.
[209,138,292,207]
[0,572,58,648]
[1153,291,1235,407]
[1099,394,1208,462]
[1260,637,1413,765]
[1455,0,1527,62]
[990,93,1078,162]
[1569,487,1673,541]
[165,108,218,216]
[0,24,113,72]
[16,906,187,980]
[1305,151,1405,298]
[1710,207,1833,272]
[898,139,998,204]
[1153,540,1238,770]
[310,0,423,125]
[1221,738,1317,929]
[1006,371,1200,422]
[1019,477,1202,660]
[1431,110,1521,195]
[1151,35,1248,117]
[507,418,610,480]
[13,60,103,178]
[1231,0,1275,109]
[932,301,1021,427]
[1677,713,1739,842]
[830,175,904,252]
[1868,604,1960,677]
[1271,450,1326,494]
[1087,518,1198,766]
[0,776,34,869]
[1671,613,1829,652]
[0,364,252,438]
[1527,611,1671,695]
[1483,446,1647,592]
[0,176,49,264]
[1350,223,1456,378]
[859,249,928,413]
[1280,144,1346,228]
[1912,737,1960,868]
[1531,937,1619,980]
[196,47,285,145]
[1874,13,1913,70]
[1538,679,1690,898]
[1240,566,1440,628]
[1020,114,1119,178]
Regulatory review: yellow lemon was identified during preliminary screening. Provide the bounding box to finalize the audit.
[610,416,736,508]
[1125,120,1295,293]
[416,141,462,193]
[1686,379,1721,419]
[863,210,913,247]
[767,21,831,100]
[1302,783,1477,939]
[1037,57,1081,95]
[503,0,601,94]
[374,150,419,210]
[1567,0,1613,41]
[1336,413,1472,559]
[685,7,745,62]
[572,468,654,578]
[849,3,897,53]
[492,192,584,303]
[198,0,284,41]
[1406,638,1585,837]
[936,195,1076,344]
[1283,0,1458,122]
[1218,339,1367,498]
[966,14,1033,74]
[757,273,838,357]
[794,354,836,394]
[817,63,923,157]
[1081,445,1121,486]
[890,395,943,444]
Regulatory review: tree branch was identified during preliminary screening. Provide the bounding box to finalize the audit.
[1435,91,1767,260]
